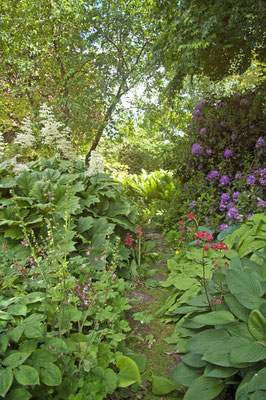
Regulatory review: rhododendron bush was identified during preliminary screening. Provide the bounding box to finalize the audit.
[171,88,265,232]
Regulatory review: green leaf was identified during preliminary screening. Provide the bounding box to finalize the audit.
[77,216,94,233]
[40,363,62,386]
[29,349,57,366]
[226,269,264,297]
[0,368,13,397]
[181,353,207,368]
[170,362,203,386]
[186,329,230,354]
[0,311,13,321]
[116,355,141,387]
[151,376,178,395]
[126,354,147,373]
[247,367,266,393]
[249,391,266,400]
[202,338,250,367]
[183,376,225,400]
[5,388,32,400]
[224,294,250,321]
[191,311,235,326]
[230,343,266,363]
[7,304,27,316]
[236,292,264,310]
[203,364,238,378]
[9,325,25,343]
[3,352,32,368]
[103,369,118,394]
[248,309,266,343]
[23,292,45,304]
[14,365,39,385]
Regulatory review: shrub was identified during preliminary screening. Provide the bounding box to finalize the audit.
[161,214,266,400]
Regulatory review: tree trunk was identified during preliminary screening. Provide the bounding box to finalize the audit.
[85,86,124,164]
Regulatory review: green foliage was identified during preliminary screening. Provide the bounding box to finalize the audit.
[163,87,266,234]
[165,216,266,400]
[152,0,266,85]
[0,156,154,399]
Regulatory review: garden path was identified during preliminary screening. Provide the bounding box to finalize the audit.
[123,230,184,400]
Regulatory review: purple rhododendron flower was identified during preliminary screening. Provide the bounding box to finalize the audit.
[194,100,206,111]
[219,201,227,211]
[257,199,266,207]
[256,137,266,149]
[247,213,254,219]
[192,110,201,121]
[246,175,256,185]
[220,175,230,185]
[231,134,237,141]
[235,173,242,180]
[220,223,228,231]
[227,207,240,220]
[200,127,207,135]
[206,149,212,155]
[228,201,235,208]
[191,143,203,155]
[232,192,240,200]
[259,178,266,186]
[224,149,233,159]
[221,193,230,202]
[206,170,219,181]
[189,200,197,208]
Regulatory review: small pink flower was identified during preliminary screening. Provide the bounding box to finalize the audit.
[217,299,222,304]
[210,297,215,303]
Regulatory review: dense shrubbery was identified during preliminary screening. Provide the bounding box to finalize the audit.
[0,156,156,399]
[160,214,266,400]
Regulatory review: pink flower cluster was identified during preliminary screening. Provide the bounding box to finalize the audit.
[124,235,133,246]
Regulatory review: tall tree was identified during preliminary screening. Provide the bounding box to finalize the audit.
[0,0,155,161]
[152,0,266,91]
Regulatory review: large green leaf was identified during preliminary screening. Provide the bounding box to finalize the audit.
[226,269,264,297]
[186,329,230,354]
[14,365,39,385]
[224,294,250,321]
[248,309,266,343]
[191,311,235,326]
[170,362,203,386]
[203,364,238,378]
[40,363,62,386]
[0,368,13,397]
[202,338,250,367]
[247,367,266,392]
[5,388,32,400]
[181,352,207,368]
[151,376,178,395]
[16,170,38,195]
[230,343,266,363]
[116,356,141,387]
[183,376,225,400]
[77,216,94,233]
[126,354,147,373]
[3,352,31,369]
[7,304,27,316]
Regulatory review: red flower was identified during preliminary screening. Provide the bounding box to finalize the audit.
[188,212,196,220]
[178,220,183,224]
[203,245,209,251]
[124,235,133,246]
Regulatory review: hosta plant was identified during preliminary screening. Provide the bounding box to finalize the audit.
[167,217,266,400]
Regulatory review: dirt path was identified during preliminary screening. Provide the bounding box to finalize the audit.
[123,231,185,399]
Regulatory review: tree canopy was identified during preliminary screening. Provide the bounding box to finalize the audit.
[152,0,266,89]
